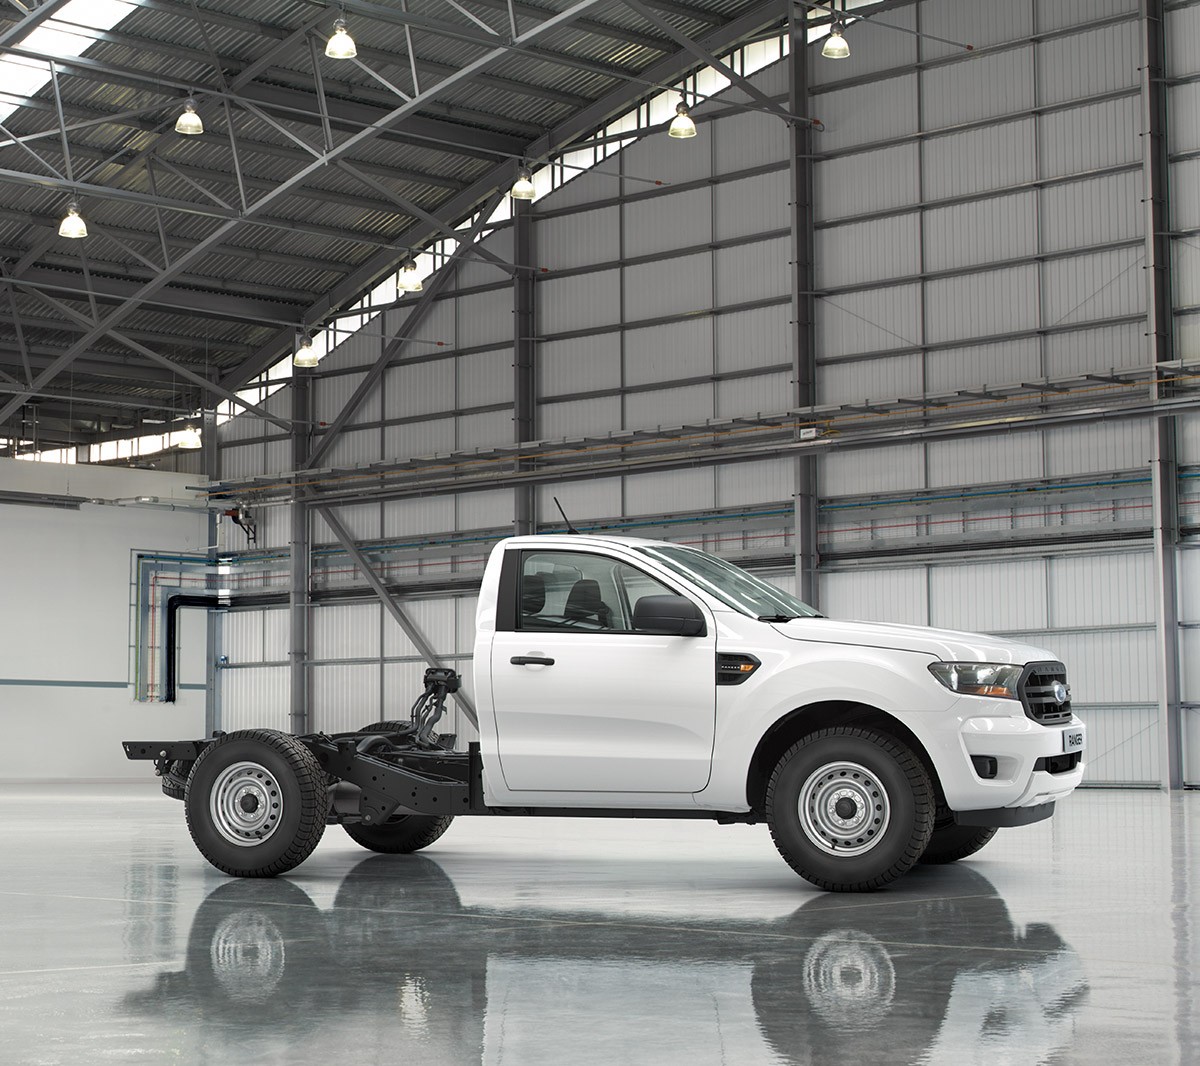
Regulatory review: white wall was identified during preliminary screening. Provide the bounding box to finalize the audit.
[0,459,209,780]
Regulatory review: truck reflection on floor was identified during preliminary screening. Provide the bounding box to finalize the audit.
[126,859,1087,1065]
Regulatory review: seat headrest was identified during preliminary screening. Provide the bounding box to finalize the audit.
[521,573,546,614]
[564,578,605,619]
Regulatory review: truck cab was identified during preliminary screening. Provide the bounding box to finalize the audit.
[473,535,1085,889]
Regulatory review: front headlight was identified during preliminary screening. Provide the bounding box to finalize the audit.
[928,662,1022,699]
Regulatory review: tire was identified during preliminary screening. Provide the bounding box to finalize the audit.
[161,759,192,801]
[184,729,328,878]
[919,823,998,864]
[343,813,454,854]
[358,720,412,735]
[766,726,934,892]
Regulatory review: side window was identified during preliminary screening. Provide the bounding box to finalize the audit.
[518,552,675,632]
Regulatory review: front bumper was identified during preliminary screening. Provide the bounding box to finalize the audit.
[934,708,1086,813]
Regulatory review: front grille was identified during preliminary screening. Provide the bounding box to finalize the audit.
[1019,661,1073,725]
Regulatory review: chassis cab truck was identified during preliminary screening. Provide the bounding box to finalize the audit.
[125,535,1086,892]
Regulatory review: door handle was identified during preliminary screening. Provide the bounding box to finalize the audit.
[510,655,555,666]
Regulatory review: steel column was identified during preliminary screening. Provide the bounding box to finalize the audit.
[789,2,818,606]
[289,372,312,735]
[513,198,536,535]
[1142,0,1183,788]
[202,408,221,737]
[317,506,479,729]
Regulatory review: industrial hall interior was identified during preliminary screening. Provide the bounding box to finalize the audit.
[0,0,1197,1062]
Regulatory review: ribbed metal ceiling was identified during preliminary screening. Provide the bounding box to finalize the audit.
[0,0,786,451]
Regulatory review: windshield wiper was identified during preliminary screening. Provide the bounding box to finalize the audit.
[758,614,801,622]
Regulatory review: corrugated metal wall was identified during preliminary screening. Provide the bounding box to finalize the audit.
[209,0,1190,786]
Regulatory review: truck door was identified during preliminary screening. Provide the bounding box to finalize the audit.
[489,549,717,794]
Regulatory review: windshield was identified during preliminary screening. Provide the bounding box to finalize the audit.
[635,544,821,620]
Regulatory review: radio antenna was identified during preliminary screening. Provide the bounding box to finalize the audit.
[553,496,580,534]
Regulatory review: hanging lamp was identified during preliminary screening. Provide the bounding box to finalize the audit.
[175,97,203,134]
[668,100,696,139]
[58,202,87,238]
[325,16,357,58]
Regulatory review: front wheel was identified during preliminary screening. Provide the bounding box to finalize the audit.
[185,729,328,877]
[766,727,934,892]
[343,814,454,854]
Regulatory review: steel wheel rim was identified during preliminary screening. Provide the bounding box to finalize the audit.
[210,761,284,847]
[798,760,890,856]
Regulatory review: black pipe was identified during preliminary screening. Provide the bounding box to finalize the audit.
[162,592,284,703]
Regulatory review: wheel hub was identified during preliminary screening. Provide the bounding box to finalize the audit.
[798,761,891,856]
[210,761,284,847]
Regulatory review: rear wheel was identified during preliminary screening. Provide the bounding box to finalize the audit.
[185,729,328,877]
[343,814,454,854]
[766,726,934,892]
[919,822,998,864]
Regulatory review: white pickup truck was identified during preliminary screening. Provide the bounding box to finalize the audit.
[125,533,1086,892]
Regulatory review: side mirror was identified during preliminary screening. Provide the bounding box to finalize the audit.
[633,595,707,637]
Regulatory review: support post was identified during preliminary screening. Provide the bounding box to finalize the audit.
[202,408,221,737]
[317,506,478,729]
[789,3,819,606]
[513,198,536,535]
[1141,0,1182,789]
[290,372,312,735]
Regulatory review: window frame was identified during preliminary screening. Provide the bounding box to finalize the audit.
[497,548,696,635]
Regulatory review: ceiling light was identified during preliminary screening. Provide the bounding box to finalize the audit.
[325,17,357,59]
[510,166,535,200]
[293,332,319,368]
[668,100,696,139]
[398,258,423,292]
[176,425,202,449]
[175,97,203,135]
[822,23,850,59]
[58,202,87,238]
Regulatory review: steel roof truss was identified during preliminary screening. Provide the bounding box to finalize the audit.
[233,0,786,394]
[0,0,612,429]
[620,0,796,123]
[337,161,516,276]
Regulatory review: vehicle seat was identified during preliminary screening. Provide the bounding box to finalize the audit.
[521,573,546,617]
[564,578,613,628]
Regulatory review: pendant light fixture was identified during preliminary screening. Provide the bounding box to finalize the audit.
[325,15,357,59]
[58,201,87,239]
[176,425,202,449]
[822,21,850,59]
[293,331,319,368]
[510,165,536,200]
[668,98,697,139]
[175,97,203,135]
[398,258,423,292]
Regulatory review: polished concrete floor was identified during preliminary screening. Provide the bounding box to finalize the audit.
[0,784,1195,1065]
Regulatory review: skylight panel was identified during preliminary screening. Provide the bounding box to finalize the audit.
[0,0,138,123]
